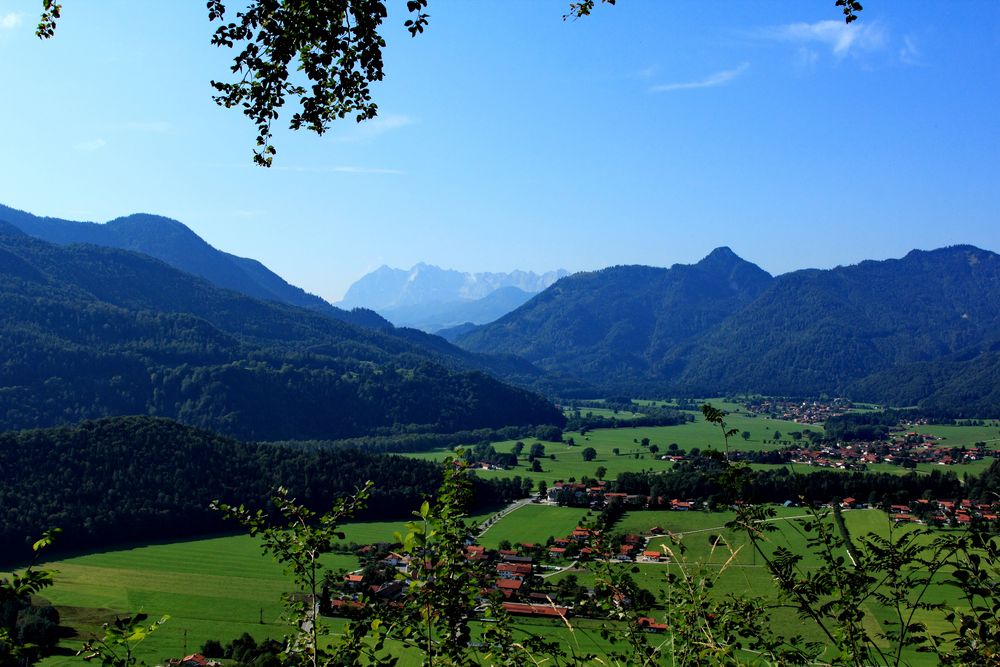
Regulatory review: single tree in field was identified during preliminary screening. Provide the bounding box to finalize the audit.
[612,447,620,456]
[529,442,546,460]
[742,431,751,441]
[531,459,543,473]
[582,447,597,461]
[595,465,607,480]
[649,444,660,454]
[512,441,525,457]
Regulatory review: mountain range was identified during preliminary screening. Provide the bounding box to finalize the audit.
[0,218,564,439]
[337,263,568,332]
[0,203,389,330]
[455,245,1000,415]
[3,201,999,417]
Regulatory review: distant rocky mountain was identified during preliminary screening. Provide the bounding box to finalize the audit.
[0,221,565,439]
[455,245,1000,415]
[337,263,568,330]
[456,247,774,387]
[0,203,388,330]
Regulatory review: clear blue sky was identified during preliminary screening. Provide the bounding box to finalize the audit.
[1,1,998,302]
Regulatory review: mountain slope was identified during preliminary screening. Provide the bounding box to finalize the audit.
[674,245,1000,395]
[456,248,774,387]
[0,203,388,330]
[0,226,564,439]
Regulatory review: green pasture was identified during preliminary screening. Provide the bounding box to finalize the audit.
[31,512,506,667]
[564,406,646,420]
[893,422,1000,448]
[407,411,823,489]
[548,506,964,665]
[29,503,974,667]
[35,534,312,667]
[477,504,590,549]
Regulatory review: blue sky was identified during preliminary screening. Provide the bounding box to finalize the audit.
[1,1,998,302]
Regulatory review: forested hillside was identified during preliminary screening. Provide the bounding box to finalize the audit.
[675,246,1000,397]
[0,203,388,329]
[0,417,529,562]
[0,223,564,439]
[456,245,1000,414]
[457,248,773,386]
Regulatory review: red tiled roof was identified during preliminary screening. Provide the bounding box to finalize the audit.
[502,602,568,618]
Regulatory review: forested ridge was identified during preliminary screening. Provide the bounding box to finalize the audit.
[0,416,528,563]
[0,223,564,439]
[457,245,1000,415]
[0,203,389,330]
[457,247,773,386]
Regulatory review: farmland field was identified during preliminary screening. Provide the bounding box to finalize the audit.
[547,506,961,666]
[477,504,590,549]
[26,500,977,667]
[892,422,1000,448]
[31,510,500,667]
[406,407,823,487]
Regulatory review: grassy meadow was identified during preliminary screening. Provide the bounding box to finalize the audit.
[27,498,977,667]
[477,504,590,549]
[407,406,824,488]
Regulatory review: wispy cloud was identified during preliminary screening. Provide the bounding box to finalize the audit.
[898,35,922,66]
[74,138,107,152]
[633,65,658,80]
[0,12,22,30]
[649,62,750,93]
[331,113,415,143]
[755,20,887,58]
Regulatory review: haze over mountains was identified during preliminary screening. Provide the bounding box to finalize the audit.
[337,263,568,332]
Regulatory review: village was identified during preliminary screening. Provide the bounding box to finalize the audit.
[786,431,991,470]
[742,398,855,424]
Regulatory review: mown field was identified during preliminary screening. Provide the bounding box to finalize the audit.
[31,510,502,667]
[477,504,590,549]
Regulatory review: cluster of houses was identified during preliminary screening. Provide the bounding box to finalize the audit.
[327,521,676,624]
[789,433,990,470]
[545,480,695,512]
[743,399,851,424]
[853,497,1000,526]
